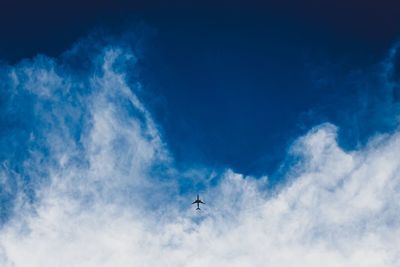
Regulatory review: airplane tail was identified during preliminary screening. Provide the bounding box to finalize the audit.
[196,207,201,210]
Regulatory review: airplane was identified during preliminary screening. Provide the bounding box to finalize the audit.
[192,194,205,210]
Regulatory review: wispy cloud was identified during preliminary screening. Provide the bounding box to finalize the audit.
[0,37,400,267]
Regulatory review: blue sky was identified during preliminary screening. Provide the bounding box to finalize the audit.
[1,2,400,266]
[4,3,399,177]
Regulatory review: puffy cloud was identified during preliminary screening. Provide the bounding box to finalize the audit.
[0,39,400,267]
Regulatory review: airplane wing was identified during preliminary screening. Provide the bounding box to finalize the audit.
[192,201,197,204]
[199,200,205,204]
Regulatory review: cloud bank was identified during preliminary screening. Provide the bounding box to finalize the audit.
[0,37,400,267]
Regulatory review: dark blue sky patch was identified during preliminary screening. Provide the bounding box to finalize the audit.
[0,2,400,192]
[136,26,400,178]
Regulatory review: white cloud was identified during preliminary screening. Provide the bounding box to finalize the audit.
[0,43,400,267]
